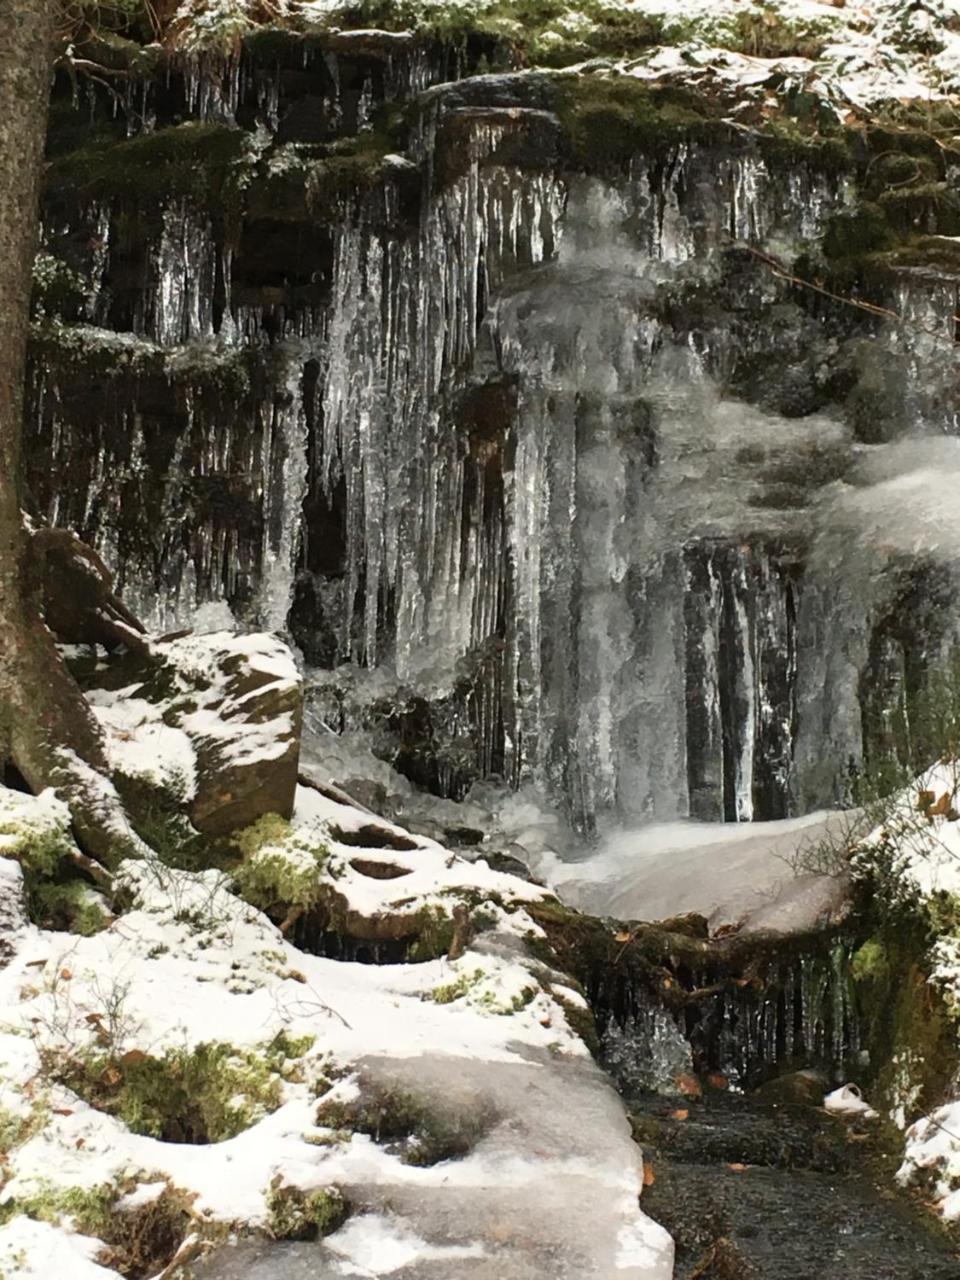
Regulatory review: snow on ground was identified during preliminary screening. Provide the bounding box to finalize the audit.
[856,758,960,900]
[0,779,672,1278]
[899,1101,960,1219]
[290,0,960,109]
[852,760,960,1218]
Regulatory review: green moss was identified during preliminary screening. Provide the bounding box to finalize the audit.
[0,1182,115,1236]
[0,1177,195,1278]
[232,819,329,914]
[405,905,456,962]
[46,122,252,210]
[0,1105,47,1160]
[555,993,601,1058]
[30,879,110,936]
[113,772,219,874]
[426,968,484,1004]
[233,813,294,858]
[54,1033,314,1143]
[823,203,897,260]
[550,75,721,170]
[266,1180,347,1240]
[851,937,888,983]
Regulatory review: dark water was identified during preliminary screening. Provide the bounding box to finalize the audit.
[632,1087,960,1279]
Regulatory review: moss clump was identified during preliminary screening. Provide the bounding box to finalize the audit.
[426,969,484,1004]
[405,905,456,962]
[232,817,329,915]
[113,772,218,874]
[233,813,294,858]
[0,1182,115,1237]
[822,203,897,261]
[850,937,888,983]
[53,1032,314,1144]
[30,879,110,936]
[266,1179,347,1240]
[316,1084,491,1166]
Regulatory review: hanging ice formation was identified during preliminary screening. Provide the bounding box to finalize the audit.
[27,42,960,832]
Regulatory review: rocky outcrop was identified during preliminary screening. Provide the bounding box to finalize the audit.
[82,631,303,836]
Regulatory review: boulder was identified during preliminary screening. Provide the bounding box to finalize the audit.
[172,635,303,836]
[85,632,303,837]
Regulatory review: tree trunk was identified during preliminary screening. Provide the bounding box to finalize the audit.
[0,0,140,869]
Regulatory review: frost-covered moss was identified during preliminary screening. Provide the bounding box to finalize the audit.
[266,1179,347,1240]
[232,815,330,914]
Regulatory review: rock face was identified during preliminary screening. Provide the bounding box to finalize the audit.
[26,15,960,837]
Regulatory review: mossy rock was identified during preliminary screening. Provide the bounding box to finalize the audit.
[549,75,724,170]
[46,123,252,211]
[822,204,897,261]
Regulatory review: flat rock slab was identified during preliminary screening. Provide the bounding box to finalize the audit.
[192,1048,673,1280]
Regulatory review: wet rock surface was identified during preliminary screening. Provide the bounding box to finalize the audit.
[632,1088,960,1279]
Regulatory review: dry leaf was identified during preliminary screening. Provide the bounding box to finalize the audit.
[614,931,632,943]
[643,1164,656,1187]
[708,1072,728,1090]
[726,1162,747,1173]
[287,969,307,984]
[669,1108,689,1121]
[59,968,72,980]
[675,1073,702,1099]
[52,1108,74,1117]
[119,1049,151,1067]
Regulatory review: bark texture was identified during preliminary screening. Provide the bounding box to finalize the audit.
[0,0,138,867]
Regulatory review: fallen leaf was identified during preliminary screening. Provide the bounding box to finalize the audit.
[614,931,632,943]
[643,1164,656,1187]
[669,1108,689,1121]
[52,1108,74,1117]
[708,1072,728,1090]
[675,1073,702,1099]
[59,968,72,980]
[119,1049,151,1067]
[287,969,307,984]
[539,1016,552,1028]
[726,1162,747,1173]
